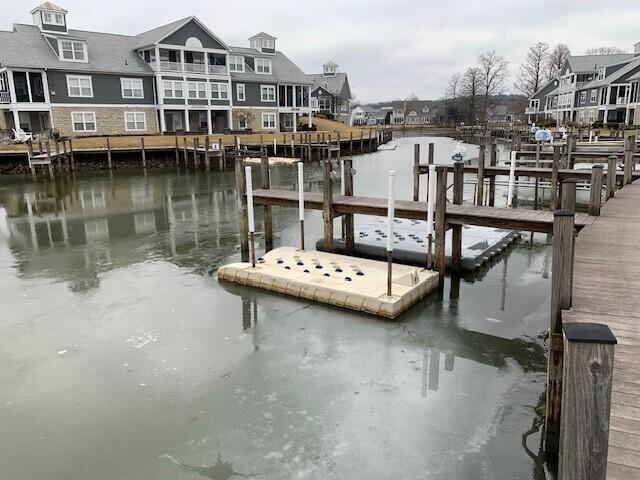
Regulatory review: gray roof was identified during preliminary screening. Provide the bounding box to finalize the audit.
[132,17,192,50]
[0,24,153,74]
[390,100,436,114]
[580,56,640,89]
[229,47,311,84]
[567,54,633,73]
[31,2,67,13]
[310,72,348,96]
[249,32,276,40]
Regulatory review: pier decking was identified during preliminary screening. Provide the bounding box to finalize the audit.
[563,181,640,479]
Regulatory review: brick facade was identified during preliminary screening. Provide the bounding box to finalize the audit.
[51,106,159,137]
[232,108,279,132]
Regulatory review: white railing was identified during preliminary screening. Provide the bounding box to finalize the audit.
[208,65,227,75]
[185,63,205,73]
[0,91,10,103]
[616,97,627,105]
[525,106,539,114]
[160,61,181,72]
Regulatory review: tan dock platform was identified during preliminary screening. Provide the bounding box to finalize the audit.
[218,247,439,318]
[244,156,300,164]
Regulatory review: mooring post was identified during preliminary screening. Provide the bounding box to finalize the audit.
[68,139,75,171]
[451,161,464,271]
[106,138,112,169]
[476,144,485,206]
[489,140,497,207]
[193,137,199,169]
[54,140,62,171]
[558,322,616,480]
[46,140,54,179]
[624,134,635,186]
[413,143,420,202]
[349,131,353,156]
[550,145,561,211]
[344,157,355,253]
[322,158,334,251]
[204,137,210,171]
[140,137,146,168]
[297,162,305,250]
[434,166,447,292]
[386,170,396,297]
[182,137,188,168]
[560,178,577,213]
[606,155,616,200]
[545,209,575,457]
[360,131,364,152]
[244,165,256,268]
[27,141,35,176]
[426,164,436,269]
[219,139,225,171]
[566,135,574,169]
[589,165,604,216]
[260,153,273,252]
[507,151,517,208]
[235,155,249,262]
[174,136,179,165]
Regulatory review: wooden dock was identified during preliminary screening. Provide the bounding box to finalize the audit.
[562,181,640,479]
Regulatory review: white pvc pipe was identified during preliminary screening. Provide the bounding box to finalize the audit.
[297,162,304,221]
[273,138,277,155]
[589,130,593,143]
[245,166,255,233]
[387,170,396,252]
[507,150,517,207]
[426,164,436,235]
[340,159,345,195]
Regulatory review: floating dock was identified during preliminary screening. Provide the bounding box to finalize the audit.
[217,247,439,318]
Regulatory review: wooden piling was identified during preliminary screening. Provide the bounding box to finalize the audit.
[360,131,364,152]
[260,153,273,252]
[106,138,112,169]
[69,139,75,171]
[204,137,210,171]
[558,322,616,480]
[27,141,35,176]
[434,166,447,291]
[46,140,54,179]
[550,145,561,211]
[322,158,334,251]
[606,155,616,199]
[545,209,576,456]
[174,136,179,165]
[560,179,577,213]
[476,145,485,206]
[489,140,497,207]
[183,137,188,167]
[141,137,146,168]
[193,137,198,168]
[413,143,420,201]
[624,134,635,186]
[234,156,249,262]
[344,158,355,253]
[349,132,353,156]
[219,139,225,170]
[451,162,464,271]
[54,140,62,171]
[589,165,603,216]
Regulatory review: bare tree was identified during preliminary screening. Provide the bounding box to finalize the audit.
[515,42,549,97]
[478,50,509,123]
[584,46,626,55]
[407,92,419,101]
[444,73,461,125]
[461,67,484,125]
[547,43,571,79]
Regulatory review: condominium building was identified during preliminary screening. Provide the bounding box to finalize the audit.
[0,2,318,136]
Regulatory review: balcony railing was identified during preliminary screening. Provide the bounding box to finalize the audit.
[0,91,10,104]
[525,106,539,114]
[185,63,205,73]
[208,65,227,75]
[160,61,181,72]
[616,97,627,105]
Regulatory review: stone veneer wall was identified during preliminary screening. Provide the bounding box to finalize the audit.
[231,108,279,132]
[51,106,159,137]
[0,109,9,131]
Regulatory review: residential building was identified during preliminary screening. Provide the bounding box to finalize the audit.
[526,46,640,126]
[486,105,514,124]
[390,100,436,125]
[0,2,316,136]
[310,61,352,123]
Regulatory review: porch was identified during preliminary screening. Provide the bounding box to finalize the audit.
[161,109,230,134]
[2,109,51,134]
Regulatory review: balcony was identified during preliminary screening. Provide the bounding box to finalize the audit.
[0,91,10,104]
[160,61,181,72]
[525,106,539,114]
[208,64,227,75]
[185,63,205,74]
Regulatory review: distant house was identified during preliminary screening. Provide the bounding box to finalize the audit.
[310,61,352,123]
[390,100,436,125]
[486,105,514,124]
[350,105,365,125]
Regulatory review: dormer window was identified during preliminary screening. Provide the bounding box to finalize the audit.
[255,58,272,75]
[43,11,64,25]
[59,39,87,62]
[249,33,276,54]
[598,68,606,81]
[229,55,245,73]
[262,38,274,49]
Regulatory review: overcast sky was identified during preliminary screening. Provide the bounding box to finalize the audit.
[4,1,640,103]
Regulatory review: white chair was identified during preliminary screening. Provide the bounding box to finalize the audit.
[12,128,33,143]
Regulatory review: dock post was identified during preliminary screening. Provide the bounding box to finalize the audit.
[507,151,517,207]
[219,139,225,170]
[69,139,75,171]
[545,209,575,457]
[550,145,560,211]
[174,136,179,165]
[624,134,635,186]
[344,158,354,253]
[413,144,420,201]
[349,132,353,156]
[386,170,396,297]
[451,161,464,271]
[141,137,146,168]
[27,141,35,177]
[204,137,210,171]
[360,131,364,152]
[46,140,54,179]
[322,158,334,251]
[62,140,69,172]
[106,138,112,169]
[54,140,62,171]
[488,140,497,207]
[234,155,249,262]
[298,162,305,250]
[434,166,447,292]
[589,165,604,216]
[245,166,256,268]
[193,137,198,169]
[183,137,188,168]
[606,155,616,199]
[476,144,485,206]
[558,322,616,480]
[260,153,273,252]
[560,178,577,213]
[426,164,436,269]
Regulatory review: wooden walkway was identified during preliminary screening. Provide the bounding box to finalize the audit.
[563,181,640,479]
[251,189,594,233]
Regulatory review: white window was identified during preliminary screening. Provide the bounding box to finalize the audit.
[236,83,246,101]
[188,82,207,99]
[210,82,229,100]
[588,110,596,123]
[590,89,597,102]
[124,112,146,131]
[598,68,606,81]
[67,75,93,97]
[72,112,96,132]
[262,38,275,49]
[261,112,276,129]
[121,78,143,99]
[43,12,65,25]
[60,40,87,62]
[578,111,585,123]
[163,80,183,98]
[255,58,272,74]
[229,55,245,73]
[580,91,586,104]
[261,85,276,102]
[238,115,248,130]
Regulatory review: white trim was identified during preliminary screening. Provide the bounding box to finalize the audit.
[236,83,245,102]
[66,75,93,98]
[163,80,184,98]
[187,81,208,99]
[261,112,276,129]
[58,39,88,63]
[210,82,229,100]
[71,111,97,132]
[228,55,245,73]
[121,78,144,99]
[151,17,231,52]
[124,111,147,132]
[255,58,272,75]
[260,84,276,102]
[50,103,155,108]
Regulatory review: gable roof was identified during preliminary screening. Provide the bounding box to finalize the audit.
[566,54,633,73]
[0,23,153,74]
[229,47,311,84]
[249,32,276,40]
[580,56,640,90]
[390,100,437,114]
[133,16,229,51]
[30,2,67,14]
[310,72,350,98]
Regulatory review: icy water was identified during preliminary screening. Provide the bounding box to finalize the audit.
[1,137,556,479]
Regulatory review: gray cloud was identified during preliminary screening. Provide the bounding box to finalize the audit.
[4,0,640,102]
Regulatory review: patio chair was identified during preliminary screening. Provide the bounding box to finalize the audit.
[12,128,33,143]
